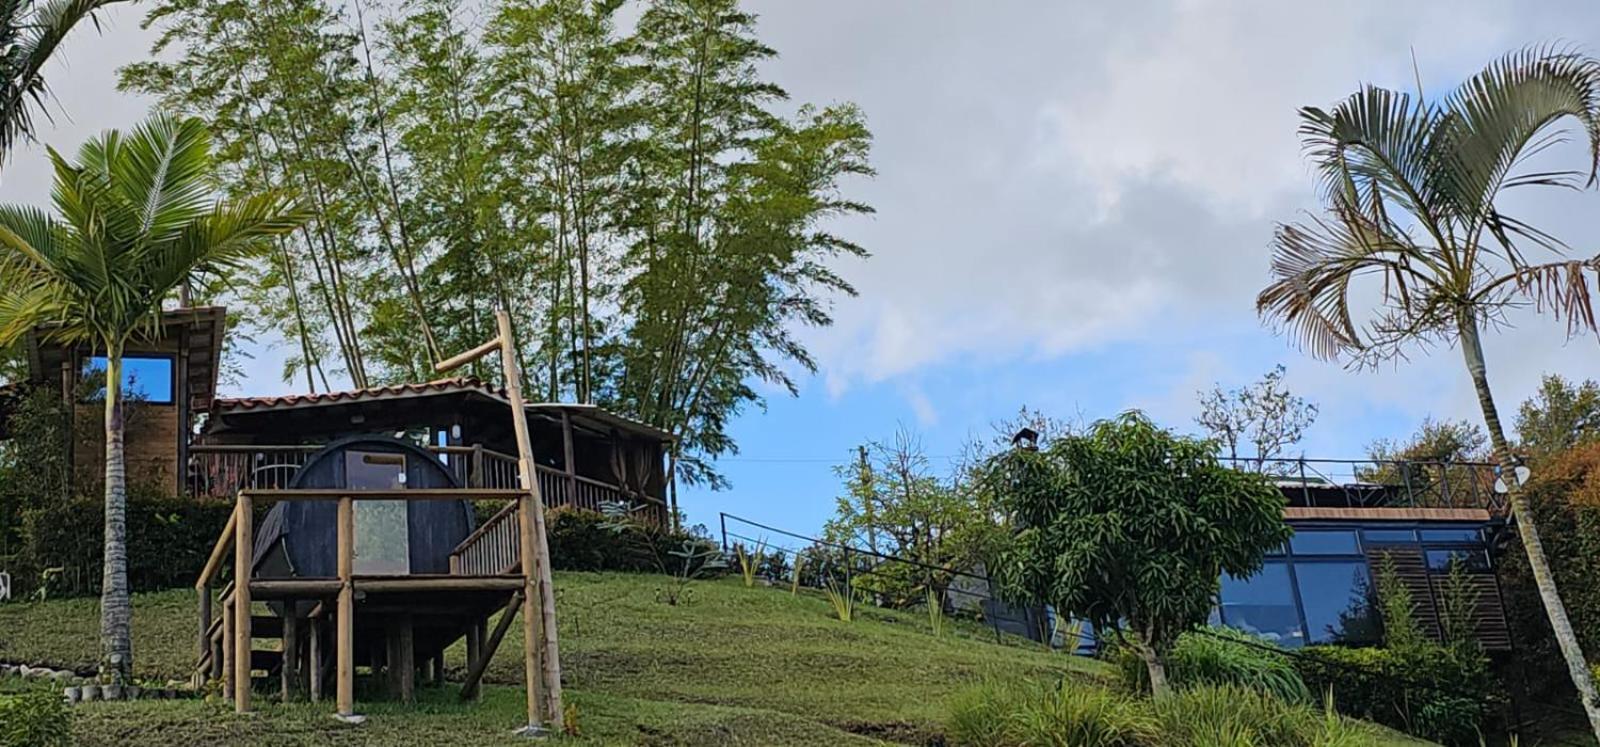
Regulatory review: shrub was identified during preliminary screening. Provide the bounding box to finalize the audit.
[1116,628,1311,703]
[1152,684,1376,747]
[0,691,72,747]
[543,507,723,576]
[7,487,233,598]
[1292,643,1494,746]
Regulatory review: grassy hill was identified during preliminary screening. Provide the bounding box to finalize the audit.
[0,572,1103,745]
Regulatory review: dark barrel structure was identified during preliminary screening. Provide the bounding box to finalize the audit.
[252,437,475,580]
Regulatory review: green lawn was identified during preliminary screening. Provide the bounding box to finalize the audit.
[0,572,1102,745]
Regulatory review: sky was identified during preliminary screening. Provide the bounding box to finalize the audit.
[8,0,1600,543]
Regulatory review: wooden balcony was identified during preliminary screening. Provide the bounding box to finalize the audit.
[186,443,668,525]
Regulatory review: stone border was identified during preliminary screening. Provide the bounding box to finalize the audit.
[0,661,193,705]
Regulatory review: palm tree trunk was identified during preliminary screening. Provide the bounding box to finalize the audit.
[1459,315,1600,738]
[99,349,133,686]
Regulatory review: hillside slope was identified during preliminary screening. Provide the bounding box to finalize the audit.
[0,572,1100,745]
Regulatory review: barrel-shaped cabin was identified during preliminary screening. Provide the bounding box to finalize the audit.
[253,437,474,581]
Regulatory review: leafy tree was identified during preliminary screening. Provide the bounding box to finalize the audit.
[823,429,1003,606]
[0,115,304,684]
[986,412,1290,696]
[0,0,124,159]
[1195,364,1318,472]
[1517,374,1600,463]
[1256,45,1600,733]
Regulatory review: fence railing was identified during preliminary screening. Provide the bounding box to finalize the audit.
[1223,457,1504,513]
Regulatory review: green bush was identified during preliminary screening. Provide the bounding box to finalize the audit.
[0,691,72,747]
[543,507,723,575]
[6,487,233,599]
[1115,628,1311,703]
[1292,643,1495,745]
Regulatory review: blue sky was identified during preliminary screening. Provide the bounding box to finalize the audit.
[7,0,1600,539]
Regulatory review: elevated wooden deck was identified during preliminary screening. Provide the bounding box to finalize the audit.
[194,488,547,718]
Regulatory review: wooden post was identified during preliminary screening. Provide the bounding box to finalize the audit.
[397,616,415,704]
[561,411,577,510]
[471,444,485,489]
[497,310,564,732]
[465,619,482,689]
[222,594,234,701]
[309,616,323,703]
[460,594,522,701]
[432,652,446,687]
[282,614,300,702]
[336,496,355,718]
[234,493,253,713]
[198,585,211,664]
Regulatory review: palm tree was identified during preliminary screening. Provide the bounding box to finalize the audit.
[0,0,126,161]
[1259,45,1600,739]
[0,114,305,685]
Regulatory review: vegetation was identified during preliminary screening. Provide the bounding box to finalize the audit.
[1195,364,1319,471]
[0,688,71,747]
[945,679,1416,747]
[0,0,123,162]
[1115,628,1311,704]
[824,429,1006,608]
[118,0,876,499]
[0,572,1104,745]
[0,115,305,684]
[1257,44,1600,736]
[986,412,1291,696]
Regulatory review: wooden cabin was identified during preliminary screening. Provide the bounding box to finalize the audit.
[0,306,674,523]
[1,307,674,722]
[0,306,226,496]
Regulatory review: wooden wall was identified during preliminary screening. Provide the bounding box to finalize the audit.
[72,401,182,494]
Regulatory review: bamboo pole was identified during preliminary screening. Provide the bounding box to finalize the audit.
[282,615,300,702]
[498,310,564,733]
[336,496,356,719]
[234,493,253,713]
[460,593,522,700]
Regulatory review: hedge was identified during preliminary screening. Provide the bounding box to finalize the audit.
[1292,644,1498,746]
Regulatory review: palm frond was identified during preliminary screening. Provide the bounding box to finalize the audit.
[1433,42,1600,247]
[0,0,126,160]
[1298,85,1443,236]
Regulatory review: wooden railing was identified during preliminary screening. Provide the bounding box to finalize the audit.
[190,443,668,524]
[450,502,522,576]
[187,445,317,499]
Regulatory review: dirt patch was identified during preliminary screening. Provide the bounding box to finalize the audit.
[836,720,944,746]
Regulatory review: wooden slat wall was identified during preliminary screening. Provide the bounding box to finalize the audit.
[1366,547,1510,651]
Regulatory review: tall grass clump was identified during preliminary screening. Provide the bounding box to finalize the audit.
[735,540,766,587]
[927,588,947,637]
[1117,627,1310,703]
[946,679,1155,747]
[824,578,854,622]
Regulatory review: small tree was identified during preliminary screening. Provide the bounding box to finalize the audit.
[986,411,1291,696]
[1195,364,1319,472]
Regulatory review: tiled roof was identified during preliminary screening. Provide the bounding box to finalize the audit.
[211,377,674,442]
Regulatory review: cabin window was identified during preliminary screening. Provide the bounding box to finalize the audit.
[1217,562,1304,647]
[80,355,175,405]
[1293,561,1379,644]
[1361,529,1416,544]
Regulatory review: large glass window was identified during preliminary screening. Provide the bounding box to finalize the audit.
[1289,529,1360,556]
[80,356,175,405]
[1419,528,1480,543]
[1218,562,1305,648]
[1425,548,1490,572]
[1293,561,1379,644]
[1361,529,1416,544]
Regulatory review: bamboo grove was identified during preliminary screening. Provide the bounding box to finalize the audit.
[118,0,875,494]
